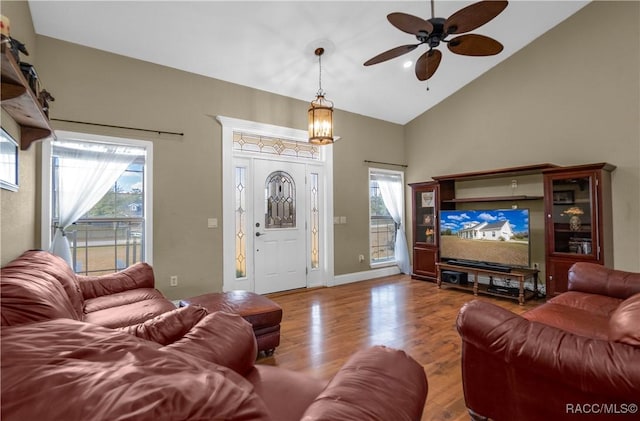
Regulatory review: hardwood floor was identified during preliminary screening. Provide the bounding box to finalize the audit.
[260,274,540,421]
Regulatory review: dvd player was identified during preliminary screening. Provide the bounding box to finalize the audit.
[487,286,520,297]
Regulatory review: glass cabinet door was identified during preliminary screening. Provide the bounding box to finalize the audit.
[549,174,596,256]
[415,189,436,245]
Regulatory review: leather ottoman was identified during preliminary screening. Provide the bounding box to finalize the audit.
[179,291,282,355]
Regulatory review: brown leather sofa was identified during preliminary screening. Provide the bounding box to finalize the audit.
[456,263,640,421]
[1,250,429,420]
[1,250,179,329]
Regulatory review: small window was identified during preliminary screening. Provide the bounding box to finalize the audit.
[0,128,19,192]
[235,166,247,279]
[47,134,151,275]
[265,171,296,228]
[369,169,403,265]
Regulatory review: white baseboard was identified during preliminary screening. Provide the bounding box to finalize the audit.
[331,266,402,286]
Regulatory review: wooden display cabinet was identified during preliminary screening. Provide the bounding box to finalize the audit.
[543,163,615,297]
[409,181,453,281]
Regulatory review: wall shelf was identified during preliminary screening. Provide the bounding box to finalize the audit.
[443,195,544,204]
[1,42,54,150]
[433,163,559,182]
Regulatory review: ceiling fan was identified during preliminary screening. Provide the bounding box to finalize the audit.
[364,0,508,81]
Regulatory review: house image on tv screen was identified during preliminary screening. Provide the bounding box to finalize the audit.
[439,208,531,267]
[457,220,513,241]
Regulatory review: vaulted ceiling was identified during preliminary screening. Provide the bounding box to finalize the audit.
[29,1,589,124]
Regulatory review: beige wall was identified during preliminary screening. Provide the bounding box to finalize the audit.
[331,111,405,275]
[2,1,637,297]
[405,1,640,273]
[0,1,39,265]
[24,34,402,299]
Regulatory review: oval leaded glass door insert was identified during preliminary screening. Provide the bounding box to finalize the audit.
[265,171,296,228]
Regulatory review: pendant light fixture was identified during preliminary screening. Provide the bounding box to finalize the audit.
[308,47,334,145]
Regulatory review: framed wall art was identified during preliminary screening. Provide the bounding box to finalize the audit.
[553,190,574,205]
[421,191,434,208]
[0,128,19,192]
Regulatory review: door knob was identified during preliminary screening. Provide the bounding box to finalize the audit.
[256,232,265,237]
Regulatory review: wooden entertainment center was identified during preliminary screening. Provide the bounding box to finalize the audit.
[410,162,615,303]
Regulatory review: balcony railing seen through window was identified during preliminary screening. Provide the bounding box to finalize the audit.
[370,216,397,263]
[52,218,144,275]
[370,177,398,264]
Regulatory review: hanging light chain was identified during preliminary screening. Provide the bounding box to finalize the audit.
[315,47,325,96]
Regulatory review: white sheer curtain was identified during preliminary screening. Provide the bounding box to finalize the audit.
[376,173,411,274]
[49,139,139,267]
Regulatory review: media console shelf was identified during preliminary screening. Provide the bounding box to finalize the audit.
[436,262,539,305]
[433,163,559,203]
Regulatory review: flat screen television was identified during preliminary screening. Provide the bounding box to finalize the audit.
[439,208,530,269]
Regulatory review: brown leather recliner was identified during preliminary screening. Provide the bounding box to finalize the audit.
[1,301,428,420]
[1,250,429,420]
[456,263,640,421]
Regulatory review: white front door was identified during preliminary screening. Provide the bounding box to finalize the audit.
[253,159,307,294]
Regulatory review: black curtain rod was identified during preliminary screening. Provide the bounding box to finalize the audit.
[52,118,184,136]
[364,159,408,168]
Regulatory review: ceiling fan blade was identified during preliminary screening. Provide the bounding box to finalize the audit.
[387,12,434,35]
[415,49,442,81]
[364,44,420,66]
[444,0,508,34]
[448,34,504,56]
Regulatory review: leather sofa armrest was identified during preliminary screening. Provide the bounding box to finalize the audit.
[118,305,209,345]
[301,346,428,421]
[77,262,155,299]
[456,300,640,414]
[568,262,640,299]
[161,311,258,376]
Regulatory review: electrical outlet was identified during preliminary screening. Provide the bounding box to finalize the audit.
[358,254,365,263]
[170,275,178,287]
[511,179,518,189]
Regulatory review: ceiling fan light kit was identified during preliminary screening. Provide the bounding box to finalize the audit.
[308,47,335,145]
[364,0,508,82]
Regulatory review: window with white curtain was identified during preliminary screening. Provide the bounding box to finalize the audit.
[369,169,410,273]
[43,132,152,275]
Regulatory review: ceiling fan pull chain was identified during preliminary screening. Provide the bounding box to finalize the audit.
[424,50,430,91]
[425,52,429,91]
